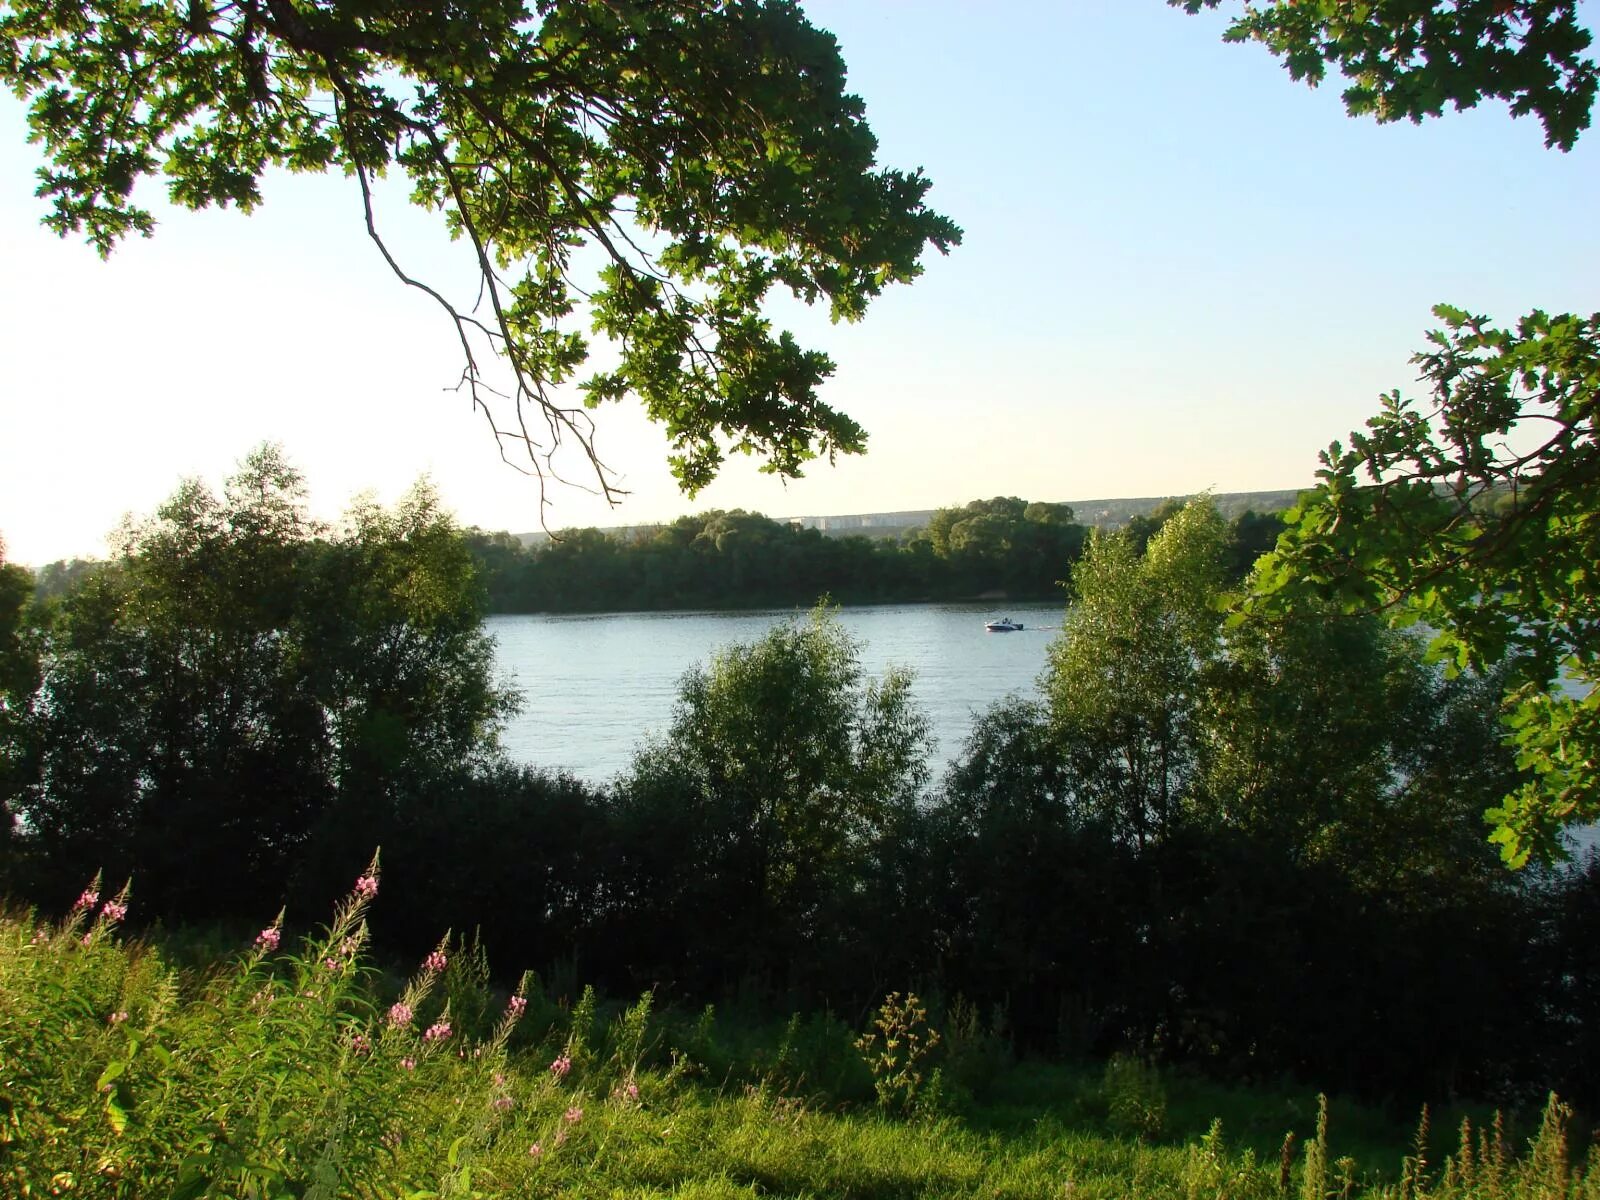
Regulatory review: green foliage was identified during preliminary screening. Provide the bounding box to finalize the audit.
[1174,2,1598,865]
[854,991,942,1113]
[0,537,38,863]
[916,497,1088,597]
[4,446,516,918]
[1181,1119,1274,1200]
[0,0,959,497]
[608,990,655,1081]
[1102,1053,1169,1143]
[1242,307,1600,865]
[7,889,1600,1199]
[1304,1095,1330,1200]
[610,603,932,993]
[28,557,103,603]
[461,497,1112,614]
[936,500,1547,1095]
[1170,2,1597,150]
[439,930,496,1042]
[1200,598,1523,893]
[1045,499,1230,844]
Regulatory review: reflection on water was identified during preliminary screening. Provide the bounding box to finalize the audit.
[488,602,1065,784]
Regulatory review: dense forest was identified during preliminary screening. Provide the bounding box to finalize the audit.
[3,452,1595,1116]
[460,498,1288,612]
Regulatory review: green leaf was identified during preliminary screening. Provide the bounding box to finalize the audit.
[104,1093,128,1135]
[95,1059,126,1090]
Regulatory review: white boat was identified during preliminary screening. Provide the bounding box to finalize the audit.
[984,617,1023,632]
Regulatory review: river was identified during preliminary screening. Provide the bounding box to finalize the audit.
[487,601,1064,784]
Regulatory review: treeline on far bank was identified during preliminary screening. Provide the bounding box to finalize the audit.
[4,453,1597,1113]
[460,497,1288,612]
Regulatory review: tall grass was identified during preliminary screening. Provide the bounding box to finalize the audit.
[2,869,1594,1199]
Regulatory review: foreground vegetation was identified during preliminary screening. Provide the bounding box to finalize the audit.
[5,877,1597,1200]
[3,455,1598,1114]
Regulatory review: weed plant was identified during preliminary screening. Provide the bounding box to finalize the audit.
[3,869,1596,1199]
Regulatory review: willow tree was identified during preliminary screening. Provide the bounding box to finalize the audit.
[1,1,960,500]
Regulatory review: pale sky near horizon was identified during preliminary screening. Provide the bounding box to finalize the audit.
[2,2,1598,568]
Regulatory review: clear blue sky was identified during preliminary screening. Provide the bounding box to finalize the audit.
[2,2,1597,566]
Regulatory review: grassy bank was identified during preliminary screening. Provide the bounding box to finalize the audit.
[3,875,1594,1199]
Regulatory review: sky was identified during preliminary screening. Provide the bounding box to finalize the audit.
[2,2,1598,567]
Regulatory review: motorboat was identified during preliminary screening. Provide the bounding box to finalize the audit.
[984,617,1023,632]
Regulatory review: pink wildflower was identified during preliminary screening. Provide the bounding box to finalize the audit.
[323,956,341,971]
[353,874,379,900]
[30,929,46,945]
[423,950,447,973]
[254,925,281,952]
[400,1056,416,1071]
[563,1106,583,1124]
[350,1031,372,1055]
[108,1011,128,1025]
[422,1021,451,1043]
[549,1054,572,1079]
[527,1143,542,1158]
[74,887,99,911]
[388,1002,413,1027]
[81,933,93,947]
[494,1072,507,1086]
[340,936,360,958]
[100,900,128,924]
[506,995,527,1018]
[625,1082,640,1102]
[491,1095,514,1112]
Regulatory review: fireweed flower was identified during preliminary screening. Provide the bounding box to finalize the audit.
[340,936,360,958]
[527,1143,542,1158]
[323,956,341,971]
[563,1106,583,1124]
[100,900,128,924]
[254,926,281,952]
[507,995,527,1018]
[74,888,99,911]
[400,1056,416,1071]
[423,950,447,973]
[353,874,379,901]
[388,1002,413,1027]
[422,1021,451,1043]
[350,1031,372,1055]
[549,1054,572,1079]
[491,1095,514,1112]
[625,1082,640,1102]
[108,1011,129,1025]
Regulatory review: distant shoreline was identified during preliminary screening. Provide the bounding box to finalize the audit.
[508,487,1304,546]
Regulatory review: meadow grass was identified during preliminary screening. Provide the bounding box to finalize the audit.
[3,869,1595,1199]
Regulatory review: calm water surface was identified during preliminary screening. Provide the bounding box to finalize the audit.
[488,602,1064,784]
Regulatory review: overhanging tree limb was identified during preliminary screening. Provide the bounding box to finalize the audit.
[1,0,960,509]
